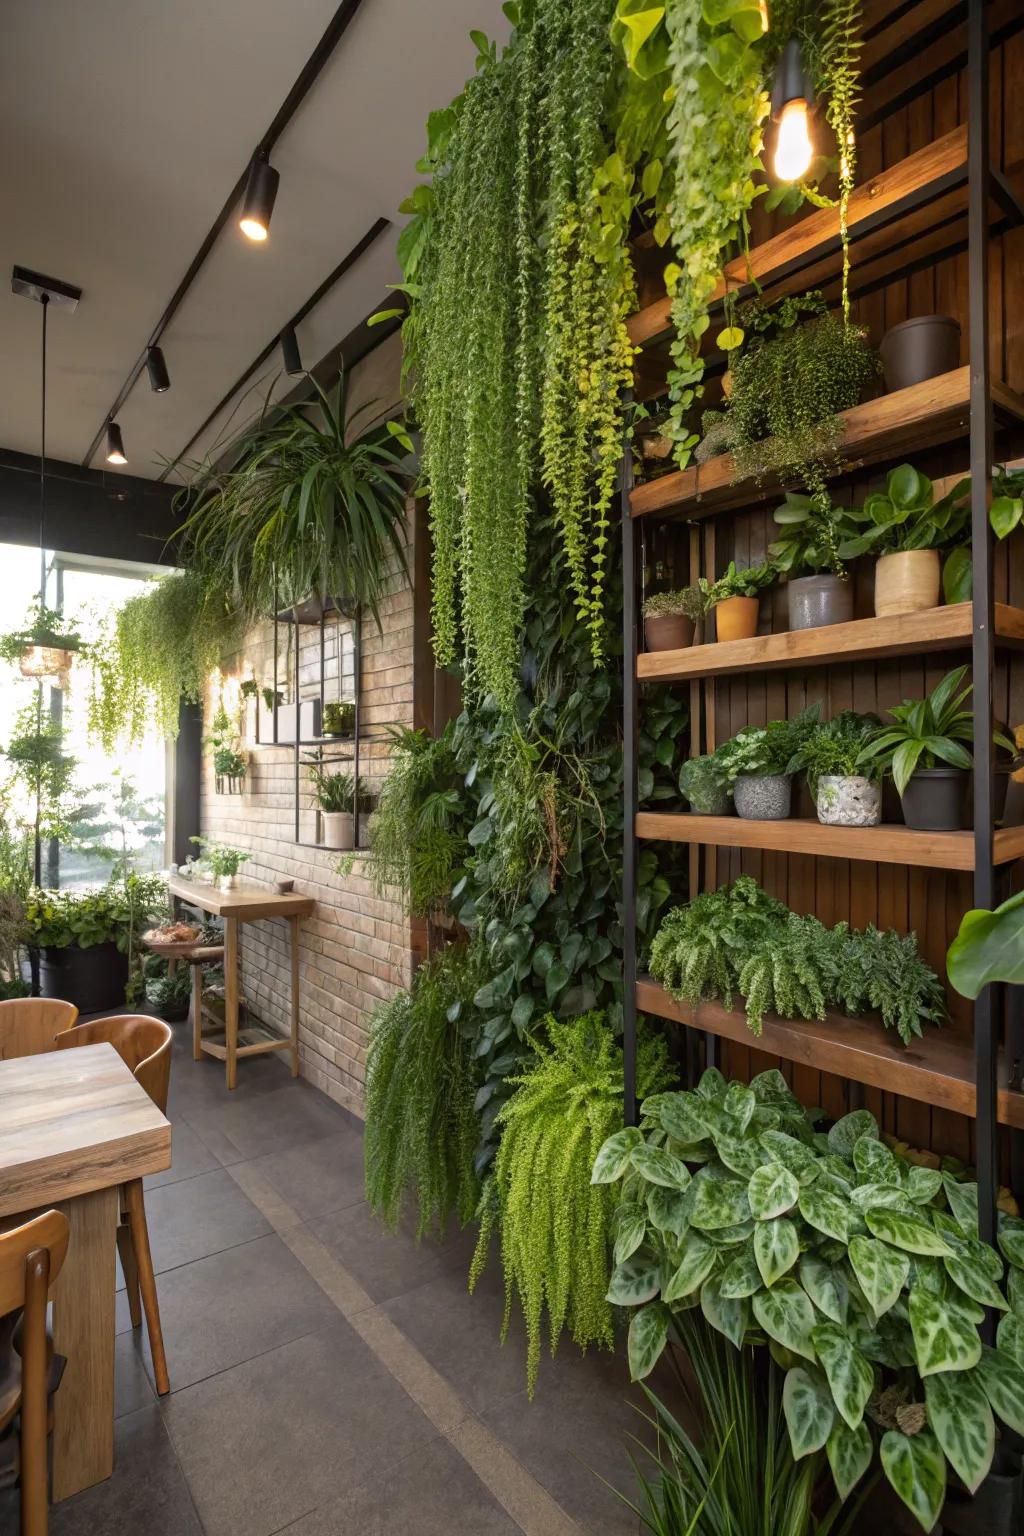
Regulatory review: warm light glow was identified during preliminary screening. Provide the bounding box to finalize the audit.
[773,97,813,183]
[758,0,769,30]
[239,216,268,242]
[19,645,74,681]
[106,447,127,465]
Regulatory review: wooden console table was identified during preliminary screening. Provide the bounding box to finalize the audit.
[167,876,315,1090]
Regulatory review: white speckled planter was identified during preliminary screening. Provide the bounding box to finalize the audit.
[733,774,792,820]
[816,775,882,827]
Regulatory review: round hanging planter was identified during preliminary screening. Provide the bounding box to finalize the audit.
[942,1450,1023,1536]
[901,767,968,831]
[644,614,694,652]
[39,941,129,1015]
[787,574,854,631]
[321,811,354,851]
[734,774,792,821]
[816,775,882,826]
[875,549,940,617]
[880,313,960,393]
[714,596,759,642]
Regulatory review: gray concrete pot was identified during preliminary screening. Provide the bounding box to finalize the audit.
[816,775,882,826]
[734,774,791,820]
[901,767,968,831]
[787,573,854,631]
[943,1451,1023,1535]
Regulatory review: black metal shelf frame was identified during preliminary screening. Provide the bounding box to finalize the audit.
[619,4,1019,1247]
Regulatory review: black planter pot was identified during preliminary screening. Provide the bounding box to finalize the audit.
[901,768,969,831]
[942,1452,1023,1536]
[786,573,854,631]
[39,941,129,1015]
[880,314,961,392]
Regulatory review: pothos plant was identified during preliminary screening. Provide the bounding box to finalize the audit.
[594,1070,1024,1533]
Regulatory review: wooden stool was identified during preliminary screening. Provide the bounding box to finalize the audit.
[54,1018,172,1397]
[0,1209,69,1535]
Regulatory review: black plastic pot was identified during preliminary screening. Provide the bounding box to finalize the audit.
[860,1474,944,1534]
[787,573,854,631]
[901,767,969,831]
[39,941,129,1015]
[942,1451,1023,1535]
[880,314,961,393]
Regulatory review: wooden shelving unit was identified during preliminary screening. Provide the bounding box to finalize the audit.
[636,979,1024,1133]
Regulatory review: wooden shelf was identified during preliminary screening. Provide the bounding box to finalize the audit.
[636,812,1024,870]
[636,978,1024,1131]
[637,601,1024,682]
[629,369,1024,522]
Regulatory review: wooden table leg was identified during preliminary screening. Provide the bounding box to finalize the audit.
[51,1185,118,1501]
[289,915,300,1078]
[225,914,239,1091]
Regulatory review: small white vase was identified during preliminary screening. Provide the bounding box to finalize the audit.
[218,873,236,891]
[321,811,354,851]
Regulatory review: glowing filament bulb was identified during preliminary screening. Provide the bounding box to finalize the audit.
[774,98,813,183]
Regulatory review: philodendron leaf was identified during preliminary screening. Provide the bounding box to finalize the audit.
[852,1183,913,1213]
[944,1250,1009,1312]
[759,1130,820,1185]
[630,1143,692,1190]
[853,1136,901,1185]
[748,1161,800,1221]
[828,1110,879,1157]
[607,1254,662,1306]
[848,1235,910,1319]
[827,1417,873,1501]
[800,1255,849,1325]
[908,1286,982,1376]
[592,1126,643,1183]
[663,1235,717,1302]
[943,1177,980,1239]
[923,1368,995,1494]
[646,1185,690,1238]
[659,1094,711,1145]
[752,1279,818,1362]
[628,1302,670,1382]
[783,1366,835,1459]
[880,1428,946,1533]
[688,1177,751,1232]
[714,1131,765,1179]
[719,1247,762,1299]
[998,1312,1024,1369]
[976,1343,1024,1434]
[798,1185,849,1243]
[998,1223,1024,1271]
[864,1208,952,1257]
[907,1166,944,1204]
[700,1271,750,1349]
[811,1322,874,1430]
[723,1080,756,1132]
[614,1207,648,1265]
[755,1217,799,1287]
[1010,1266,1024,1318]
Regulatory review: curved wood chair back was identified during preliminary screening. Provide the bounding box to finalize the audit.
[0,998,78,1061]
[0,1209,69,1320]
[54,1015,172,1113]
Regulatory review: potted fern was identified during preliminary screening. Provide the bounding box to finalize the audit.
[786,711,883,826]
[643,587,707,651]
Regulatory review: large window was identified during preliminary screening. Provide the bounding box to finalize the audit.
[0,545,170,889]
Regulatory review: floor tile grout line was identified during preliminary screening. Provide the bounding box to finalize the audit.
[225,1160,583,1536]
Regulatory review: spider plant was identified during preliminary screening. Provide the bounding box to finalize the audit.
[173,370,414,628]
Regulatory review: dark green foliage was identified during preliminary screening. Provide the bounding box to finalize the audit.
[716,705,821,780]
[786,712,881,794]
[366,726,470,917]
[364,946,481,1240]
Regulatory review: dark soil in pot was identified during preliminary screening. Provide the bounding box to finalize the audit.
[901,767,969,831]
[39,940,129,1014]
[880,313,961,393]
[787,573,854,631]
[942,1451,1023,1535]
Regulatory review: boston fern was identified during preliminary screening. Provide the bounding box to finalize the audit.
[785,711,881,794]
[595,1073,1024,1533]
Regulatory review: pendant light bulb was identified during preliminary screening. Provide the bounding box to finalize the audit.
[106,422,127,465]
[147,345,170,393]
[774,98,813,182]
[281,324,304,377]
[239,153,279,242]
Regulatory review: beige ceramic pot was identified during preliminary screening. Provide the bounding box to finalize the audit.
[714,596,759,642]
[644,614,695,652]
[874,549,940,617]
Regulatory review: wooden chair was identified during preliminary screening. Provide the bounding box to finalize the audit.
[54,1016,171,1396]
[0,1000,77,1062]
[0,1209,69,1535]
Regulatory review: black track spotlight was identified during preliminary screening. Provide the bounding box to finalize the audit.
[281,324,304,377]
[106,421,127,465]
[239,153,279,242]
[146,344,170,393]
[771,37,815,183]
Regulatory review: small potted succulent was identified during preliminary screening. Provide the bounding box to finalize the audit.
[839,463,971,617]
[769,492,856,630]
[703,559,774,642]
[642,587,707,652]
[716,705,820,820]
[322,700,356,738]
[859,666,1013,831]
[879,313,960,393]
[786,710,883,826]
[678,752,733,816]
[190,837,250,891]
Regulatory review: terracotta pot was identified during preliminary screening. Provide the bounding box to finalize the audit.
[786,573,854,631]
[714,595,759,642]
[875,549,940,617]
[901,767,968,831]
[644,614,695,652]
[880,313,961,393]
[321,811,354,851]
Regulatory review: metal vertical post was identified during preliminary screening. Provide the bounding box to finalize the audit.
[353,605,362,849]
[968,0,997,1249]
[621,407,639,1126]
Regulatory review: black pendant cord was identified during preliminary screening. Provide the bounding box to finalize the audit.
[39,292,48,600]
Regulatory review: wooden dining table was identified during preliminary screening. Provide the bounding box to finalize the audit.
[0,1042,171,1500]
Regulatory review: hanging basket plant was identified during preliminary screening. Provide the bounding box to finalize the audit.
[0,601,82,682]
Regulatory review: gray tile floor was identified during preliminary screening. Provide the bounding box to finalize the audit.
[1,1028,672,1535]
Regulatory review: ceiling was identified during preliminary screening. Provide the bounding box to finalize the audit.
[0,0,508,482]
